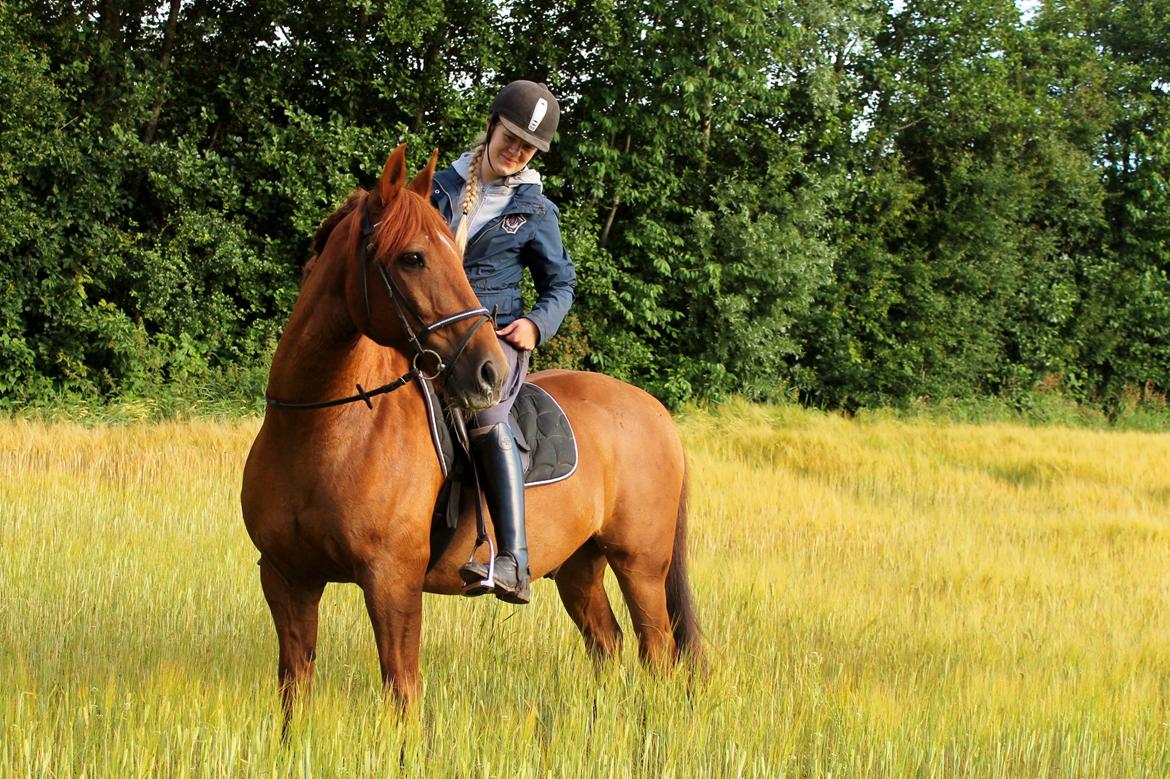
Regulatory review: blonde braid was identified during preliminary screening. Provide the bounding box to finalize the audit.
[454,132,489,252]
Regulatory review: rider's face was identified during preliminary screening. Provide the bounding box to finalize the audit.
[483,124,538,178]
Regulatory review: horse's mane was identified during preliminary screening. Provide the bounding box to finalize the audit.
[313,190,366,258]
[301,185,452,285]
[301,190,365,283]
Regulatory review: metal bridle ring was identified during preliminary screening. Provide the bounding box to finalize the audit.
[413,349,446,381]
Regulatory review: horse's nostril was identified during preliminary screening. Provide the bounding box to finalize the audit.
[479,358,497,391]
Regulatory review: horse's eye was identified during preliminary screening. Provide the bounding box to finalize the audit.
[398,251,425,270]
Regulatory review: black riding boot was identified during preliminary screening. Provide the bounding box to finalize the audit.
[458,422,531,604]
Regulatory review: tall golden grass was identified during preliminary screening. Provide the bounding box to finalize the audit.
[2,402,1169,777]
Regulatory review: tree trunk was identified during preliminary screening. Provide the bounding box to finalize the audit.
[600,134,632,248]
[412,28,446,134]
[142,0,182,144]
[94,0,124,109]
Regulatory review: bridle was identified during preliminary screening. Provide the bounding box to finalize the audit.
[266,192,493,411]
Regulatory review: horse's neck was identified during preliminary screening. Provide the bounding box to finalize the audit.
[267,237,409,415]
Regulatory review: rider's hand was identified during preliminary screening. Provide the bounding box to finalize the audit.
[497,317,539,351]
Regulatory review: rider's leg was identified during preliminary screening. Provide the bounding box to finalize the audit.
[462,420,530,603]
[458,339,532,604]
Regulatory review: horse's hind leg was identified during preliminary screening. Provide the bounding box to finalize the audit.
[606,547,675,668]
[259,558,325,732]
[555,540,623,662]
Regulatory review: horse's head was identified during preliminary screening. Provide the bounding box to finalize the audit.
[349,144,507,410]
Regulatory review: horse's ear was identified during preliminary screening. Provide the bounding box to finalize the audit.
[379,144,408,203]
[407,148,439,199]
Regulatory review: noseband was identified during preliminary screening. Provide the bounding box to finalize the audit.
[266,194,493,411]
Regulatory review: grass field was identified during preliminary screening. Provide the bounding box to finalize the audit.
[2,402,1170,777]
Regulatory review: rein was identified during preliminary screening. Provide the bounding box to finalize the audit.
[266,194,492,411]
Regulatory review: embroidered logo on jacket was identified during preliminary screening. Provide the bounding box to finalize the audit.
[501,215,527,235]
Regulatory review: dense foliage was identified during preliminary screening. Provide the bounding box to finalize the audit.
[1,0,1166,412]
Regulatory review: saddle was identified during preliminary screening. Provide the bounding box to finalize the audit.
[418,378,578,569]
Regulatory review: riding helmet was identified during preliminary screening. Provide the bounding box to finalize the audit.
[490,80,560,152]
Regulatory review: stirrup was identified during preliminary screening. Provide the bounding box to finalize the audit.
[491,555,532,605]
[459,535,496,597]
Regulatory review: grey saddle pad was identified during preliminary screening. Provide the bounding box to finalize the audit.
[418,378,578,488]
[507,382,578,484]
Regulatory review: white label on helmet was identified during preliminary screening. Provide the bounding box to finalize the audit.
[528,99,548,131]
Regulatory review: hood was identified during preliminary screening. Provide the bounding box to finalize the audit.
[453,151,543,190]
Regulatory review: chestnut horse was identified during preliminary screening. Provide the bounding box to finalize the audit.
[241,146,698,720]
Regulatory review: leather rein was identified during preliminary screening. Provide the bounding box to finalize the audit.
[265,194,493,411]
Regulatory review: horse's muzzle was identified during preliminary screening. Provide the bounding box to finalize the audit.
[446,349,509,411]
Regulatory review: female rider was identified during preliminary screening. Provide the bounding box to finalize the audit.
[430,81,575,605]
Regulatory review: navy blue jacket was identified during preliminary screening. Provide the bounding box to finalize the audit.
[432,166,575,345]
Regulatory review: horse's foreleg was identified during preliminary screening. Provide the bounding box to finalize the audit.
[555,540,623,662]
[259,558,325,733]
[360,565,424,707]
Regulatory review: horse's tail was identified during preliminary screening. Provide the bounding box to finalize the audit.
[666,459,702,661]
